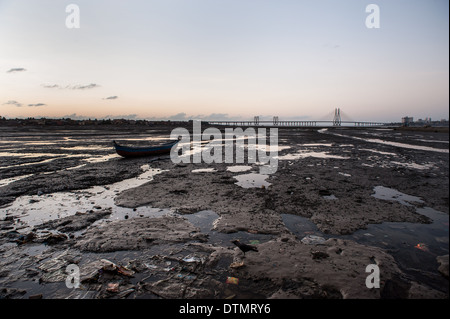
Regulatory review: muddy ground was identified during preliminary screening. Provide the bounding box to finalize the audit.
[0,125,448,299]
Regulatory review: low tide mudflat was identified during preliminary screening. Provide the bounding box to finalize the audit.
[0,124,448,299]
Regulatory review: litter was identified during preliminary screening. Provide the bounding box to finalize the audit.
[117,266,134,277]
[249,240,260,245]
[182,256,202,263]
[229,261,245,269]
[144,263,158,270]
[226,277,239,285]
[107,283,119,293]
[301,235,326,245]
[99,259,135,277]
[414,243,429,252]
[176,273,196,280]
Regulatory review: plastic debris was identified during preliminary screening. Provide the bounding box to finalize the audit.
[229,261,245,269]
[249,240,260,245]
[144,263,158,270]
[107,283,119,293]
[99,259,135,277]
[176,273,196,280]
[117,266,134,277]
[414,243,429,252]
[226,277,239,285]
[182,256,202,263]
[301,235,326,245]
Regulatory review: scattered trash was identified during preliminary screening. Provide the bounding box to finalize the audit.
[117,266,134,277]
[301,235,326,245]
[182,256,202,263]
[414,243,429,252]
[99,259,135,277]
[107,283,119,293]
[249,240,260,245]
[101,259,118,272]
[226,277,239,285]
[144,264,158,270]
[176,273,196,280]
[229,261,245,269]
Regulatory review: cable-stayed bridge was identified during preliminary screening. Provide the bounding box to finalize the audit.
[207,108,387,127]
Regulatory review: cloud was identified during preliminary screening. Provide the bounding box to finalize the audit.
[3,100,23,107]
[42,84,60,89]
[7,68,26,73]
[71,83,99,90]
[42,83,100,90]
[2,100,47,107]
[103,96,118,100]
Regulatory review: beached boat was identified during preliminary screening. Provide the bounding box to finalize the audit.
[113,140,179,158]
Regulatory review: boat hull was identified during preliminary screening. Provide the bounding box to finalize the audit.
[113,140,178,158]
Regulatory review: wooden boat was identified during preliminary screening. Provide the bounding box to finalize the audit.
[113,139,179,158]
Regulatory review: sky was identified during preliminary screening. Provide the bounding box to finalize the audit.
[0,0,448,122]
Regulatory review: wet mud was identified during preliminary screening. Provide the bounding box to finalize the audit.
[0,125,448,299]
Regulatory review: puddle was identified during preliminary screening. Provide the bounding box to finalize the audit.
[0,174,34,188]
[389,161,435,170]
[338,172,351,177]
[191,168,217,173]
[321,129,449,153]
[301,143,333,147]
[371,186,424,206]
[226,165,252,173]
[341,206,449,293]
[0,165,168,231]
[281,214,329,240]
[233,173,271,188]
[359,148,397,156]
[184,210,273,247]
[278,151,349,160]
[282,206,449,293]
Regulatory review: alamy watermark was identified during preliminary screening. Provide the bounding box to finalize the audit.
[366,4,380,29]
[365,264,380,289]
[170,121,279,175]
[65,264,80,289]
[66,4,80,29]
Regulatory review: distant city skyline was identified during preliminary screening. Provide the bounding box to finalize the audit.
[1,0,448,122]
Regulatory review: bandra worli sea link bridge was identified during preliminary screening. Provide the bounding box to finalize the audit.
[207,108,389,127]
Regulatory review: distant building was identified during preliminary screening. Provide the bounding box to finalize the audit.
[402,116,414,127]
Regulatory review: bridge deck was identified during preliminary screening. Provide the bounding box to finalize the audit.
[207,120,387,127]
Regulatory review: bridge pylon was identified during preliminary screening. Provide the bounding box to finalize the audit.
[333,108,342,126]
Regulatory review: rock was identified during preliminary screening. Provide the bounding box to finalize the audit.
[437,255,449,278]
[0,287,27,299]
[44,233,68,245]
[301,235,326,245]
[35,210,111,233]
[75,216,206,252]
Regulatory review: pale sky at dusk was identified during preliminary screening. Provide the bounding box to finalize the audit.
[0,0,448,122]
